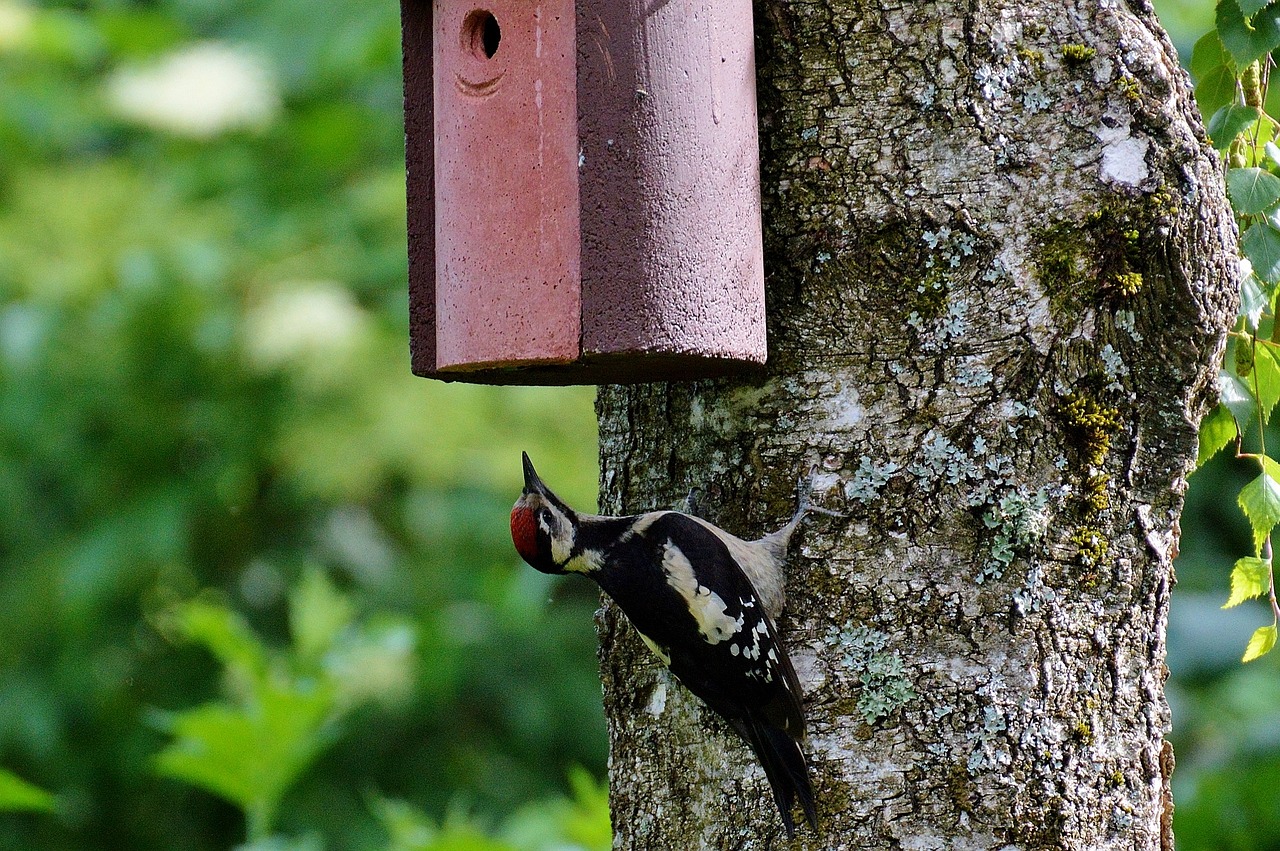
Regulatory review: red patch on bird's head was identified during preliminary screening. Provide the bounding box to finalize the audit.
[511,504,538,564]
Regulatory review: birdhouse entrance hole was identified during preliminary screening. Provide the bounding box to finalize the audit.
[462,10,500,61]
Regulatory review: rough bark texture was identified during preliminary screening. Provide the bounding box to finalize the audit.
[594,1,1237,849]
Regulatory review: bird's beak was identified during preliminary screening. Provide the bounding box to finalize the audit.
[522,451,545,495]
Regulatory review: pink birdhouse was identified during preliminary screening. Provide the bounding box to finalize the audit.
[400,0,767,384]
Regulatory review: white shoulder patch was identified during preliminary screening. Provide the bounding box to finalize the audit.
[685,516,785,618]
[619,511,666,544]
[661,540,745,645]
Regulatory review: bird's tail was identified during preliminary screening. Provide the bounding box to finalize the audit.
[742,714,817,838]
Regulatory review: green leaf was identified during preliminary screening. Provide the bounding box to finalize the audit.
[1220,367,1258,430]
[561,767,613,849]
[1197,66,1241,117]
[1192,31,1238,116]
[1243,623,1278,661]
[178,601,268,680]
[1218,0,1280,67]
[1256,343,1280,421]
[1260,311,1276,341]
[374,798,438,851]
[1242,0,1274,15]
[1225,556,1272,607]
[0,769,56,813]
[1238,457,1280,553]
[290,570,354,662]
[1267,140,1280,168]
[1228,167,1280,215]
[154,677,335,835]
[1191,30,1235,80]
[1242,272,1271,329]
[1198,403,1238,466]
[1243,222,1280,284]
[1208,104,1262,150]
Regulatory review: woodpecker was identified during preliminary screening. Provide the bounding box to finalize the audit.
[510,452,841,837]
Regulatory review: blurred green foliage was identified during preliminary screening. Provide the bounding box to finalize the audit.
[0,1,603,848]
[0,770,55,815]
[148,578,608,850]
[153,576,393,842]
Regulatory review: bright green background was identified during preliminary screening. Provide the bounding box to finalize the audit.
[0,1,1272,848]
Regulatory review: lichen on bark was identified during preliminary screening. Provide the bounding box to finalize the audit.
[594,1,1237,848]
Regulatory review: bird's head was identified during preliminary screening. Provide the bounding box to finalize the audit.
[511,452,580,575]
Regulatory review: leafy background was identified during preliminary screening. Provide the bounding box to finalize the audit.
[0,0,1270,848]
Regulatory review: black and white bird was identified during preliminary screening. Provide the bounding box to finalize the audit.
[510,452,840,836]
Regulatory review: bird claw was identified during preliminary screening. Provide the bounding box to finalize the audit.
[793,466,848,521]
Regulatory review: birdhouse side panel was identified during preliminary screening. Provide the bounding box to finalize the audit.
[576,0,766,365]
[433,0,582,371]
[402,0,437,376]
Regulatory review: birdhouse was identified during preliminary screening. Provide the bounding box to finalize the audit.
[399,0,767,384]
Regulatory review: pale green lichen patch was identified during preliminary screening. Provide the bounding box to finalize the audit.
[824,624,916,724]
[844,456,900,502]
[980,489,1051,583]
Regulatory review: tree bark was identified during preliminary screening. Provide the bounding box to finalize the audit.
[595,1,1237,848]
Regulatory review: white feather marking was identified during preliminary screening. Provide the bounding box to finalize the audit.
[637,631,672,666]
[618,511,665,545]
[564,548,602,574]
[541,504,576,565]
[685,516,786,618]
[661,540,744,645]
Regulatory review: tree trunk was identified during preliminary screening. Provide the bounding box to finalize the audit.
[594,1,1237,848]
